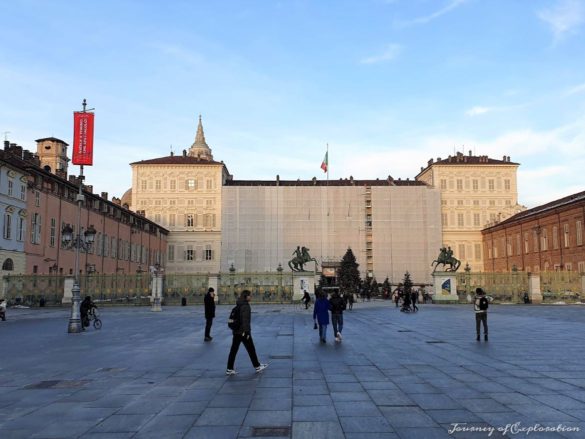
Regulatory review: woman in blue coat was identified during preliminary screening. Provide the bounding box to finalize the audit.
[313,293,331,343]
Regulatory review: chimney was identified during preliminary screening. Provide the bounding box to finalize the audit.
[101,192,108,200]
[55,169,67,179]
[170,151,174,156]
[469,150,472,156]
[183,149,187,157]
[85,185,93,194]
[3,140,8,149]
[428,158,434,166]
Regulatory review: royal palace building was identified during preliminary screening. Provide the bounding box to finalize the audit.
[416,151,525,271]
[130,117,443,284]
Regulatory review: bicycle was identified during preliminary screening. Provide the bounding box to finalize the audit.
[84,307,102,330]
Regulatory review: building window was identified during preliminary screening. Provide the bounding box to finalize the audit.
[457,213,464,227]
[187,199,194,206]
[170,180,176,190]
[472,179,478,191]
[35,191,40,207]
[533,230,539,253]
[488,179,495,191]
[186,179,196,190]
[169,214,175,226]
[457,200,463,206]
[111,237,117,259]
[7,180,13,196]
[141,180,147,190]
[3,213,12,239]
[456,179,463,191]
[541,228,548,251]
[206,179,213,190]
[20,184,26,201]
[473,200,479,206]
[168,244,175,262]
[186,214,194,227]
[186,246,194,261]
[31,213,41,244]
[458,244,465,259]
[206,199,213,207]
[565,263,573,271]
[564,223,570,248]
[489,200,495,207]
[553,226,559,249]
[155,180,161,190]
[577,220,583,246]
[473,213,480,227]
[516,234,521,255]
[524,233,529,254]
[50,218,56,247]
[442,213,448,226]
[578,261,585,273]
[504,179,511,190]
[507,239,513,256]
[440,179,447,190]
[205,245,213,260]
[505,199,511,206]
[17,217,25,241]
[155,214,161,223]
[1,258,14,270]
[474,243,482,260]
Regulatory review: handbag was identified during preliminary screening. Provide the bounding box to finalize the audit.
[313,321,318,330]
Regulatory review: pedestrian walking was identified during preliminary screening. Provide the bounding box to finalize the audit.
[226,290,268,375]
[329,290,347,342]
[313,292,330,343]
[474,287,489,341]
[345,292,354,311]
[393,284,402,308]
[0,298,6,321]
[411,289,419,312]
[302,290,311,309]
[204,287,215,342]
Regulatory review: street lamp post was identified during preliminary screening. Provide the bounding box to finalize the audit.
[62,220,96,333]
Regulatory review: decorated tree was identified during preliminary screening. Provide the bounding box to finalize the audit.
[402,271,413,303]
[338,248,361,296]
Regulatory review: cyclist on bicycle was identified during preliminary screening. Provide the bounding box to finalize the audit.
[80,296,97,330]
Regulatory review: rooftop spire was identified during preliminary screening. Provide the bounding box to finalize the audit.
[188,114,213,160]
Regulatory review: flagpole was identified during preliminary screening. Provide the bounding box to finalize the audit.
[326,143,329,186]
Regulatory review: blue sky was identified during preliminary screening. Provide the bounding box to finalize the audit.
[1,0,584,208]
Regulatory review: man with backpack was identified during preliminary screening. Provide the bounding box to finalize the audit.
[329,290,346,342]
[474,288,489,341]
[226,290,268,376]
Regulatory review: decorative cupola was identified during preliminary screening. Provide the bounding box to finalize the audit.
[188,115,213,160]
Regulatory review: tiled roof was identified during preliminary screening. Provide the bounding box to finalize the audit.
[225,178,428,187]
[484,190,585,230]
[130,155,224,165]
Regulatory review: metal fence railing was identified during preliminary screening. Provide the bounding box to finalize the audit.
[456,271,529,304]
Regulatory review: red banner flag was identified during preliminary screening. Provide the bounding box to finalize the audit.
[73,111,94,166]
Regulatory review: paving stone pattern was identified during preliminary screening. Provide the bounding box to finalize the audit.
[1,302,585,438]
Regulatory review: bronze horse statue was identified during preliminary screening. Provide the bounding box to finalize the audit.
[431,247,461,272]
[289,246,319,272]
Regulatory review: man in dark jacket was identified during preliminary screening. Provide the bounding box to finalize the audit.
[474,287,489,341]
[226,290,268,375]
[204,287,216,342]
[329,290,346,342]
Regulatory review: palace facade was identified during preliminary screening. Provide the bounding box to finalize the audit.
[416,151,524,271]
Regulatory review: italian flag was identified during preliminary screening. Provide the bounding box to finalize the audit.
[320,152,328,173]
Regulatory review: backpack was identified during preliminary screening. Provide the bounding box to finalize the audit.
[227,304,241,330]
[479,297,489,311]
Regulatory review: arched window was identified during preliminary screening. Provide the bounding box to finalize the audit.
[2,258,14,271]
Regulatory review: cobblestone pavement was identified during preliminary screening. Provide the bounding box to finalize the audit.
[1,301,585,438]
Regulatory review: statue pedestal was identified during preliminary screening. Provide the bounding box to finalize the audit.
[293,272,316,301]
[432,272,459,303]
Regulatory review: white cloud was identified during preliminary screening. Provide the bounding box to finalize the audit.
[566,82,585,96]
[396,0,468,27]
[537,0,585,42]
[360,44,402,64]
[466,106,492,116]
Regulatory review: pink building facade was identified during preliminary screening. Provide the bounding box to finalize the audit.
[3,141,167,275]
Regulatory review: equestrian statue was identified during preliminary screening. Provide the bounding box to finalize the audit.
[288,246,319,272]
[431,246,461,273]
